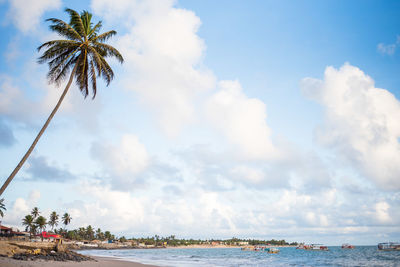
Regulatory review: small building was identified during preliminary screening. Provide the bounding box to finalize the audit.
[0,225,13,238]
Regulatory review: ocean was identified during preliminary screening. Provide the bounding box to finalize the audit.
[80,246,400,267]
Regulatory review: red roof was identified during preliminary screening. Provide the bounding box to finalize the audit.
[38,231,61,239]
[0,225,12,230]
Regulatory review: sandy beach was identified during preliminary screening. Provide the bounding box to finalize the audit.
[0,256,158,267]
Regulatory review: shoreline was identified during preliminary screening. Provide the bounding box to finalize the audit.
[0,256,159,267]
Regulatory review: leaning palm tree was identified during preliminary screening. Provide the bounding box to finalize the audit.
[48,211,59,231]
[62,212,71,228]
[0,8,123,196]
[22,214,34,238]
[0,198,6,218]
[31,207,40,219]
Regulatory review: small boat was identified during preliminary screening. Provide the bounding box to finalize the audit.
[378,242,400,251]
[264,247,279,254]
[341,243,355,249]
[309,244,329,251]
[296,243,309,249]
[241,245,265,251]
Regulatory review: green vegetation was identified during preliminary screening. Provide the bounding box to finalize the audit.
[48,211,59,230]
[35,216,47,241]
[0,8,123,196]
[62,213,72,228]
[31,207,40,218]
[54,225,115,241]
[21,215,35,238]
[0,198,5,218]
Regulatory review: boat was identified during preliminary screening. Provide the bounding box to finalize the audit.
[309,244,329,251]
[378,242,400,251]
[241,245,279,253]
[296,243,309,249]
[341,243,355,249]
[264,247,279,254]
[241,245,265,251]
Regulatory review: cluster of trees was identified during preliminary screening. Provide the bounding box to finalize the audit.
[21,207,71,239]
[246,238,297,246]
[56,225,115,241]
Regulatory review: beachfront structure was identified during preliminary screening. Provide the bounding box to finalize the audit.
[378,242,400,251]
[0,225,12,236]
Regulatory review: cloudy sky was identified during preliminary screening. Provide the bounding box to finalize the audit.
[1,0,400,245]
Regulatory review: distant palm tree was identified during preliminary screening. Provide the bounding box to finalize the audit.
[0,198,6,218]
[86,225,94,240]
[31,207,40,219]
[48,211,59,231]
[35,216,47,241]
[0,8,123,196]
[22,215,34,238]
[62,212,71,228]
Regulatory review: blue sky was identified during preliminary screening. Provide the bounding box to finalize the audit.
[0,0,400,245]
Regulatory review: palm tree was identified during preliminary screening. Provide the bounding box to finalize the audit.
[62,212,71,228]
[48,211,59,231]
[0,198,6,218]
[35,216,47,241]
[22,215,34,238]
[0,8,123,196]
[86,225,94,240]
[95,228,104,240]
[31,207,40,219]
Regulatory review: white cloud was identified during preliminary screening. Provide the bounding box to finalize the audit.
[2,193,34,228]
[374,201,391,224]
[91,134,150,189]
[7,0,62,33]
[205,80,279,160]
[302,63,400,190]
[377,43,396,55]
[28,190,41,203]
[92,0,215,137]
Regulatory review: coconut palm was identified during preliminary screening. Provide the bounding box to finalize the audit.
[48,211,59,231]
[22,215,34,238]
[0,198,6,218]
[35,216,47,241]
[0,8,123,196]
[62,212,71,228]
[31,207,40,219]
[86,225,94,240]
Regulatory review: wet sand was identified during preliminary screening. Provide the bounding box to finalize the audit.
[0,256,158,267]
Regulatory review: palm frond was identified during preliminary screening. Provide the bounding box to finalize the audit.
[65,8,85,37]
[90,30,116,42]
[38,40,80,52]
[89,60,97,98]
[49,54,78,86]
[80,10,93,36]
[88,21,102,39]
[93,43,124,63]
[88,46,104,75]
[74,54,90,97]
[46,18,82,41]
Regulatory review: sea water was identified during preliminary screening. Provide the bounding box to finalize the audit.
[80,246,400,267]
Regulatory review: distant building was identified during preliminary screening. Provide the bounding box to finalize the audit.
[0,225,12,236]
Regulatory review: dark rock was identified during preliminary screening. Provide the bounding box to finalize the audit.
[12,251,93,262]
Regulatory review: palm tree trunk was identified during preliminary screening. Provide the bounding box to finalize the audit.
[0,65,77,196]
